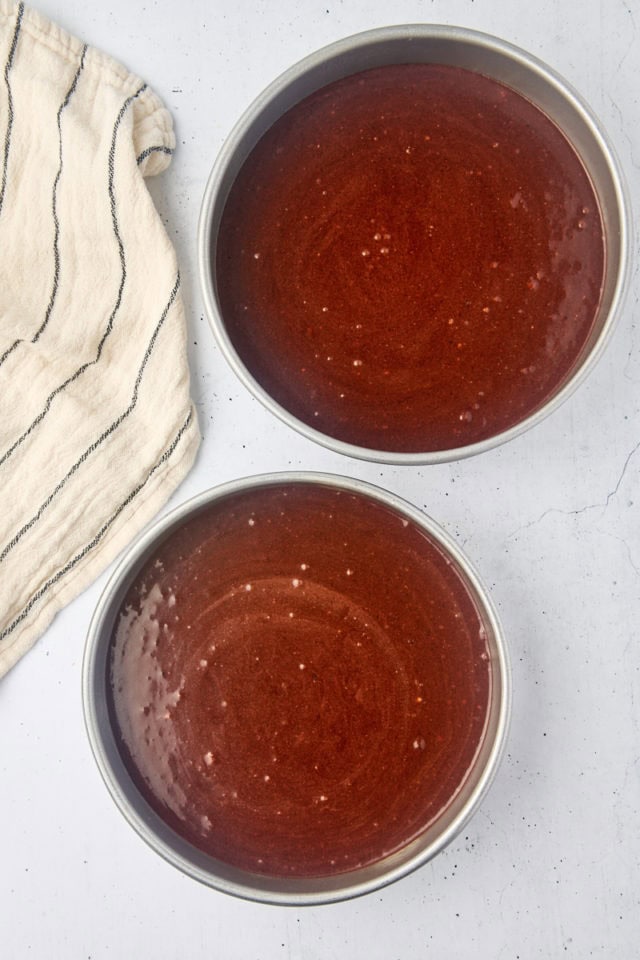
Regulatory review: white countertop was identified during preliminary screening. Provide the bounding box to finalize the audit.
[2,0,639,956]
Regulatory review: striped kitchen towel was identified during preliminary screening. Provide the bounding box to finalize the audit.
[0,2,200,677]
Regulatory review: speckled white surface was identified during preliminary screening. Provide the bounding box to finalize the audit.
[1,1,638,957]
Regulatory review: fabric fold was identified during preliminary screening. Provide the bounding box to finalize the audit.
[0,2,200,676]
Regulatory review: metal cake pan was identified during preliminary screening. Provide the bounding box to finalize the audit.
[198,25,630,464]
[83,472,511,905]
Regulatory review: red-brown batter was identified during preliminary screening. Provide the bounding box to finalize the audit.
[109,482,492,877]
[216,64,604,452]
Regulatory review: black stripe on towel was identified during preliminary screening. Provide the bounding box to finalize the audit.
[0,84,148,460]
[136,144,173,165]
[0,407,194,645]
[0,0,23,218]
[32,44,88,344]
[0,1,24,367]
[0,332,19,367]
[0,273,181,565]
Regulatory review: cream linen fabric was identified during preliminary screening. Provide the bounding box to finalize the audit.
[0,2,200,676]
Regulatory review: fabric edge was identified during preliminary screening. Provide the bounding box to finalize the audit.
[0,405,200,679]
[0,1,168,113]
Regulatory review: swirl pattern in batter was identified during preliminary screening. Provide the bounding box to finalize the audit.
[216,64,604,452]
[110,483,492,877]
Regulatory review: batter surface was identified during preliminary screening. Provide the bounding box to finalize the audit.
[109,482,492,877]
[216,64,604,452]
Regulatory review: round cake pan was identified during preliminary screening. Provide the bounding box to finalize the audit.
[83,472,510,906]
[198,25,630,465]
